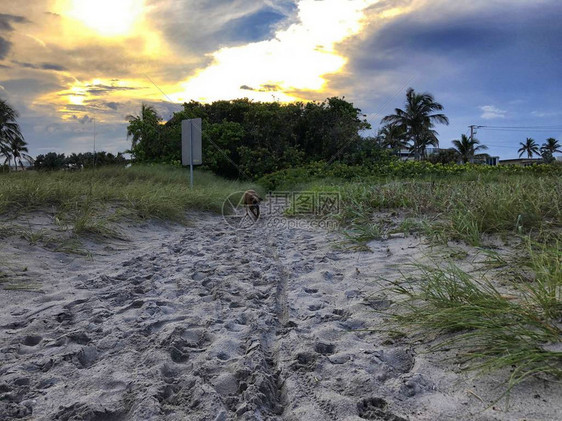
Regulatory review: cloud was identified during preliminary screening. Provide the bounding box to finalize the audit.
[71,114,94,124]
[480,105,506,119]
[0,13,30,32]
[0,37,11,59]
[239,84,281,92]
[172,0,379,102]
[334,0,562,86]
[531,110,562,118]
[84,83,143,95]
[0,13,30,59]
[103,102,120,110]
[147,0,297,56]
[11,60,67,71]
[40,63,67,71]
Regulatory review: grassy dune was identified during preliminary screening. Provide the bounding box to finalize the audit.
[299,174,562,245]
[0,165,256,218]
[292,173,562,389]
[0,165,257,243]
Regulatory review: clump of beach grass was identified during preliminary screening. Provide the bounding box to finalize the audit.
[387,239,562,392]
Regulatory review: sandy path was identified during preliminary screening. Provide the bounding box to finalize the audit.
[1,213,561,420]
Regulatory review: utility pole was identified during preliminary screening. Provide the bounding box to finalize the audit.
[93,116,96,169]
[468,125,485,142]
[469,125,476,142]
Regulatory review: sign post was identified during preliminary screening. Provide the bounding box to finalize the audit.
[181,118,202,188]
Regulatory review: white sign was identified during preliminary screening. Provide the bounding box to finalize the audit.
[181,118,202,166]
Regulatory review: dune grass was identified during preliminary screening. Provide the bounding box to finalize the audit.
[0,165,257,244]
[0,165,256,218]
[295,174,562,245]
[387,239,562,392]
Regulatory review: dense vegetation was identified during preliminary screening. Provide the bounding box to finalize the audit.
[259,159,562,190]
[126,97,375,178]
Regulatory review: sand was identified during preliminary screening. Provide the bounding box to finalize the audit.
[1,211,561,420]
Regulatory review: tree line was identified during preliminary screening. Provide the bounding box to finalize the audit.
[33,151,127,170]
[375,88,560,164]
[127,97,380,178]
[518,137,561,162]
[2,91,560,175]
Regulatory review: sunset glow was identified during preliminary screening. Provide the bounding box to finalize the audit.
[58,0,144,37]
[1,0,559,159]
[172,0,379,103]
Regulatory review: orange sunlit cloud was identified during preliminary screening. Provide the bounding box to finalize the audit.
[42,0,381,120]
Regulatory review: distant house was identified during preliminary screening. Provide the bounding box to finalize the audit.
[395,147,499,165]
[499,158,543,166]
[395,147,441,161]
[474,154,499,166]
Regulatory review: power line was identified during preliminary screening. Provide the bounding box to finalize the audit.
[144,73,177,105]
[478,124,562,129]
[479,128,562,133]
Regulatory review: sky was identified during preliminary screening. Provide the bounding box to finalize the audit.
[0,0,561,160]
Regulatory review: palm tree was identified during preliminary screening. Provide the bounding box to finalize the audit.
[541,137,561,155]
[126,104,161,160]
[0,98,26,168]
[381,88,449,160]
[518,137,539,159]
[452,134,488,163]
[127,104,160,147]
[9,137,34,169]
[417,128,440,159]
[378,124,407,152]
